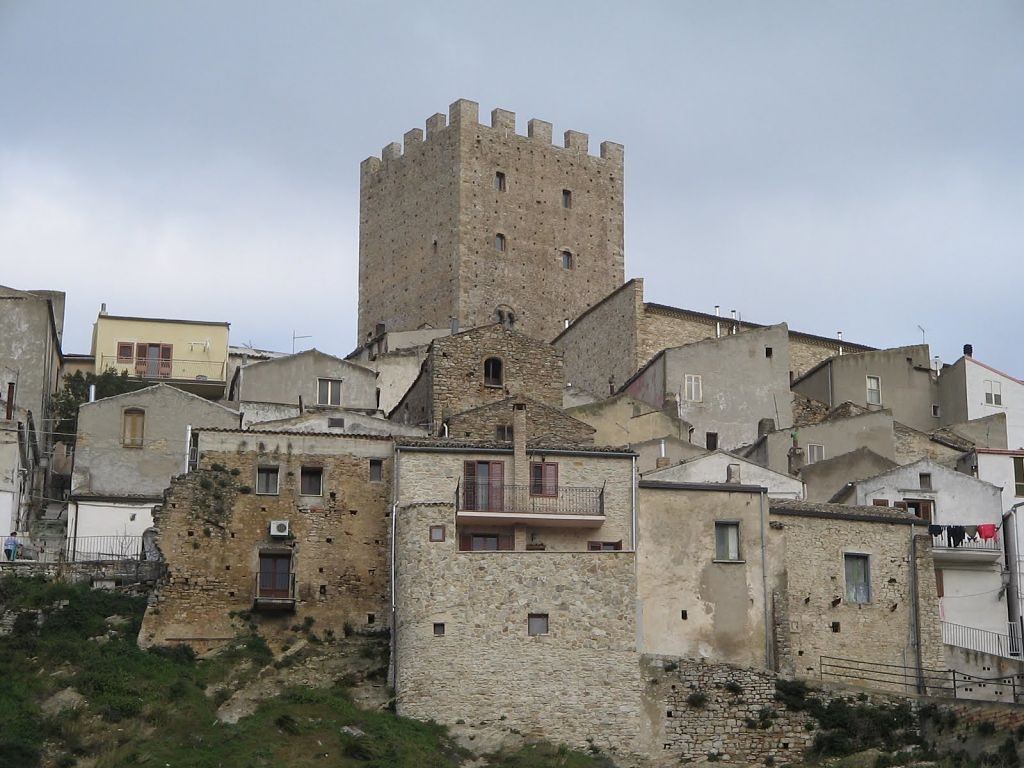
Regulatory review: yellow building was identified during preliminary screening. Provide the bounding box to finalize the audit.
[90,307,230,399]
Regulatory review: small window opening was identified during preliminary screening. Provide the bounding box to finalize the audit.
[367,613,375,624]
[495,424,513,441]
[561,250,573,269]
[256,466,280,495]
[714,521,740,561]
[831,622,841,633]
[495,233,506,252]
[919,472,933,490]
[681,610,688,620]
[483,357,504,386]
[300,466,323,496]
[429,525,446,542]
[433,622,445,637]
[369,459,383,482]
[765,347,773,358]
[562,189,572,209]
[495,171,506,192]
[705,432,719,451]
[931,404,941,418]
[528,613,549,636]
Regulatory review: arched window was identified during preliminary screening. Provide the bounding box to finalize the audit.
[123,408,145,448]
[494,233,506,252]
[483,357,504,387]
[561,250,573,269]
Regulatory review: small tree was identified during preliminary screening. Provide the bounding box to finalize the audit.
[52,368,148,436]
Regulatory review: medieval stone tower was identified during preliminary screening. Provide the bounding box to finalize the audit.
[358,99,624,344]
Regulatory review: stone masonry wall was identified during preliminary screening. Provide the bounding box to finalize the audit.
[894,422,964,466]
[394,502,642,758]
[139,432,393,652]
[772,513,946,688]
[446,397,595,447]
[359,99,624,344]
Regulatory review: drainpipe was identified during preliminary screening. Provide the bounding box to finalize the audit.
[826,361,834,408]
[184,425,192,473]
[759,488,773,669]
[909,524,925,694]
[631,455,637,550]
[390,446,401,688]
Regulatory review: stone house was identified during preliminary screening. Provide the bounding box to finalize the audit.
[228,348,379,425]
[0,284,65,533]
[388,324,564,435]
[444,395,595,447]
[139,427,394,652]
[89,304,230,400]
[70,384,239,547]
[391,409,639,753]
[629,435,707,474]
[552,278,873,399]
[830,459,1011,678]
[642,451,805,498]
[621,324,794,451]
[358,99,624,344]
[793,344,941,433]
[246,409,426,438]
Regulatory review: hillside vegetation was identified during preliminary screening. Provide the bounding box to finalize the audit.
[0,577,617,768]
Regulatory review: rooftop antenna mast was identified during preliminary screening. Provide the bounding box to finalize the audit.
[917,325,926,344]
[292,331,312,354]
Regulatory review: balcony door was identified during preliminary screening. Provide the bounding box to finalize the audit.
[135,343,173,378]
[258,553,291,598]
[463,461,504,512]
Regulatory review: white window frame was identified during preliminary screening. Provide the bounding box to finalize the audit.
[844,552,871,604]
[256,466,280,496]
[317,377,342,406]
[807,443,825,464]
[866,375,881,406]
[684,374,703,403]
[985,380,1003,406]
[714,521,741,562]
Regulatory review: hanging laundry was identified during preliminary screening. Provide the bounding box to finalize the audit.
[965,525,979,540]
[978,524,997,541]
[928,524,943,538]
[948,526,967,547]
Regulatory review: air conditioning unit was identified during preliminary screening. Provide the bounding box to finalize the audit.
[269,520,290,538]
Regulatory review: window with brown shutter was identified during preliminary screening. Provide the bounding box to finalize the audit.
[116,342,133,362]
[872,499,889,507]
[158,344,173,378]
[935,569,944,598]
[122,408,145,448]
[134,343,148,377]
[529,462,558,497]
[460,532,514,551]
[462,461,504,511]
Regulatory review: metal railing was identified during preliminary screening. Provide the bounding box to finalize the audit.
[255,572,296,606]
[930,530,1002,552]
[66,535,144,562]
[455,481,604,516]
[100,355,227,383]
[820,655,1024,702]
[942,621,1023,659]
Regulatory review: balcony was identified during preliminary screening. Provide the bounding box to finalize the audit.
[100,354,227,396]
[254,572,296,611]
[930,528,1003,563]
[455,481,605,527]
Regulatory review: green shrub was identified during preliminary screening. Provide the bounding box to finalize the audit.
[724,679,743,695]
[686,692,708,708]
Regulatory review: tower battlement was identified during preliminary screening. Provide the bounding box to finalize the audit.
[358,98,625,344]
[360,99,624,177]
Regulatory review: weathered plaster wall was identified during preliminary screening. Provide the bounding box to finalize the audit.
[235,350,378,410]
[644,453,804,498]
[566,393,688,448]
[763,410,897,475]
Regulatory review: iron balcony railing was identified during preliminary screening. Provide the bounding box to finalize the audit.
[456,481,604,517]
[930,529,1002,552]
[100,355,227,383]
[255,572,296,607]
[66,535,144,563]
[942,621,1023,659]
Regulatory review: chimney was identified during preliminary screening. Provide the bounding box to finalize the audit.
[100,302,108,315]
[837,331,844,356]
[726,463,742,484]
[757,418,775,438]
[964,343,973,358]
[714,305,721,338]
[512,402,527,486]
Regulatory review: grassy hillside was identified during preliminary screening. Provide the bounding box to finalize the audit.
[0,576,617,768]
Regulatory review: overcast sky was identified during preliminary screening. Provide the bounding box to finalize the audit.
[1,1,1021,373]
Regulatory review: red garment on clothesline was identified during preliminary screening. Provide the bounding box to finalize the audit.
[977,524,997,541]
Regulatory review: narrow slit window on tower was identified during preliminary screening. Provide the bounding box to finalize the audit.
[562,189,572,209]
[495,233,506,252]
[495,171,506,192]
[561,250,573,269]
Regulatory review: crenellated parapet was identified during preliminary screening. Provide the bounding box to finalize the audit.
[361,98,624,176]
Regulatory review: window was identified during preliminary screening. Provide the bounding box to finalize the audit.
[985,380,1003,406]
[905,499,933,523]
[1014,457,1024,497]
[327,417,345,429]
[483,357,503,386]
[705,432,719,451]
[495,233,506,252]
[714,522,740,561]
[116,342,134,362]
[528,613,549,636]
[529,461,558,497]
[561,250,573,269]
[765,347,773,359]
[807,444,825,464]
[866,376,881,405]
[256,466,280,495]
[300,467,323,496]
[844,553,870,603]
[257,553,291,598]
[131,343,173,378]
[462,461,505,511]
[433,622,446,636]
[429,525,446,542]
[494,171,506,192]
[369,459,383,482]
[317,378,342,406]
[931,404,941,418]
[562,189,572,209]
[872,499,889,507]
[459,532,514,551]
[122,408,145,448]
[935,569,944,598]
[684,374,702,402]
[495,424,513,442]
[588,541,623,551]
[919,473,932,491]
